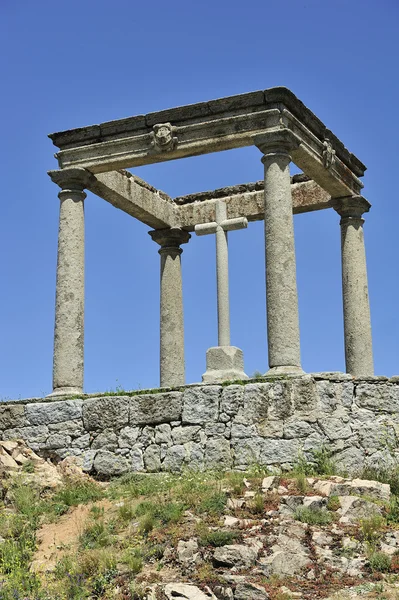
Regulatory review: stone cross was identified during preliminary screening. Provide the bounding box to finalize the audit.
[195,200,248,382]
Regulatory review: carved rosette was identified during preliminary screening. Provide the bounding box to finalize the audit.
[150,123,178,152]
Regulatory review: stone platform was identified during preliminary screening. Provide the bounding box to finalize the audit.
[1,374,398,477]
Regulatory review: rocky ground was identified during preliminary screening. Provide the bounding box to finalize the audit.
[1,441,399,599]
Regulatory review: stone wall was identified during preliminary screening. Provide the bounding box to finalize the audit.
[1,374,399,477]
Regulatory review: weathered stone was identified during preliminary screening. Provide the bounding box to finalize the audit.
[93,450,129,476]
[26,400,82,425]
[3,425,48,444]
[71,433,90,449]
[338,496,382,524]
[213,544,258,568]
[131,392,183,425]
[163,583,216,600]
[163,444,186,472]
[130,447,144,471]
[182,386,220,424]
[177,538,200,565]
[0,404,27,429]
[356,383,399,413]
[220,385,244,417]
[155,423,172,445]
[204,437,232,469]
[119,426,140,448]
[48,419,84,436]
[45,433,71,450]
[172,426,202,445]
[82,397,129,430]
[234,582,269,600]
[143,444,161,472]
[92,430,118,451]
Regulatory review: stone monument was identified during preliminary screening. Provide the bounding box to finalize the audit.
[46,87,373,396]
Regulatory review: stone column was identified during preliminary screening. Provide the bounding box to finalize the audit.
[333,196,374,376]
[149,228,191,387]
[48,167,94,396]
[255,130,302,374]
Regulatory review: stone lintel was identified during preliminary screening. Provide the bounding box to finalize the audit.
[49,87,365,197]
[177,177,331,231]
[85,170,176,229]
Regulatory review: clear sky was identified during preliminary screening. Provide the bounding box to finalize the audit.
[0,0,398,399]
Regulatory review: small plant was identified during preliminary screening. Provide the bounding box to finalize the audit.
[199,530,240,547]
[294,506,332,525]
[118,501,136,522]
[21,460,35,473]
[369,551,391,572]
[360,514,386,549]
[295,471,308,494]
[327,495,341,511]
[387,496,399,524]
[138,512,155,536]
[198,492,227,516]
[123,548,143,574]
[250,493,265,514]
[79,521,113,550]
[52,479,103,509]
[312,446,336,476]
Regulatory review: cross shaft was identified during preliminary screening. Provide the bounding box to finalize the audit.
[195,201,247,346]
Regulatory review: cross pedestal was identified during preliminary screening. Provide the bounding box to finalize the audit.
[195,201,249,383]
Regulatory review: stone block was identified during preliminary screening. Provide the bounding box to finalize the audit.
[0,404,27,429]
[202,346,248,383]
[92,430,118,451]
[45,433,71,449]
[130,447,144,471]
[48,419,84,436]
[172,425,202,444]
[82,397,129,430]
[162,444,186,472]
[204,437,232,469]
[3,425,48,444]
[26,400,82,425]
[93,450,129,477]
[155,423,172,445]
[356,383,399,413]
[143,444,161,472]
[182,386,220,424]
[130,392,183,425]
[220,384,244,417]
[118,426,140,448]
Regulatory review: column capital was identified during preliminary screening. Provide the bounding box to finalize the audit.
[48,167,95,192]
[333,195,371,220]
[254,129,301,159]
[149,227,191,249]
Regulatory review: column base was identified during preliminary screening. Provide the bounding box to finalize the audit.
[46,386,83,398]
[265,365,304,377]
[202,346,248,384]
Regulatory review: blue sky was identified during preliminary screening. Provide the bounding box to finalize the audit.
[0,0,398,399]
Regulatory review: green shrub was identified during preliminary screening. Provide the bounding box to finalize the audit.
[327,495,340,511]
[294,506,332,525]
[199,530,240,547]
[198,492,227,516]
[79,521,113,550]
[52,479,103,509]
[295,472,308,494]
[138,512,155,536]
[312,446,336,476]
[360,514,385,547]
[360,466,399,497]
[369,551,391,572]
